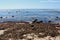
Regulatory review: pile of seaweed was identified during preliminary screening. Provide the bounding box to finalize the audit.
[0,20,60,40]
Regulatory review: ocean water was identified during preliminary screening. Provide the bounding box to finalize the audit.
[0,9,60,23]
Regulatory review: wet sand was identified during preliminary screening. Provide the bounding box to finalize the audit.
[0,21,60,40]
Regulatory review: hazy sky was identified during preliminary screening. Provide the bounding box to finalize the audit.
[0,0,60,9]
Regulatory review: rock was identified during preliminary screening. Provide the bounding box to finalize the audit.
[0,17,3,19]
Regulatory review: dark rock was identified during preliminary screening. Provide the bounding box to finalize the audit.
[48,20,51,23]
[12,16,14,17]
[39,21,43,23]
[0,17,3,19]
[56,16,59,18]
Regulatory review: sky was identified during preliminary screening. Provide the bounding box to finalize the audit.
[0,0,60,9]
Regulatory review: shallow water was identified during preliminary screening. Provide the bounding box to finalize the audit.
[0,9,60,23]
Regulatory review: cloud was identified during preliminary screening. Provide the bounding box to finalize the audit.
[40,0,60,1]
[48,0,60,1]
[40,0,60,2]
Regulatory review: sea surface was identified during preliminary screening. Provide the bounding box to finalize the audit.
[0,9,60,23]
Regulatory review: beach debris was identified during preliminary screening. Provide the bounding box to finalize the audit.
[0,30,7,35]
[32,19,38,23]
[30,25,34,27]
[39,33,45,35]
